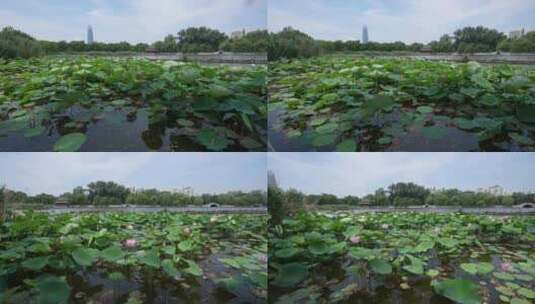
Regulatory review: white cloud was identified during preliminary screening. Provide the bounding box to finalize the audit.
[269,153,457,196]
[0,153,266,196]
[0,0,266,43]
[268,0,535,43]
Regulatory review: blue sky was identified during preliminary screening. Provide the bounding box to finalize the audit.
[0,0,266,43]
[269,0,535,43]
[0,153,266,195]
[268,153,535,197]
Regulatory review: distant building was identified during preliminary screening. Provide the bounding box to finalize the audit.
[267,170,278,188]
[87,25,94,45]
[477,185,507,196]
[509,29,525,39]
[362,25,369,44]
[231,29,246,39]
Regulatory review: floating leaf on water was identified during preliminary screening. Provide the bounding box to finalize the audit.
[310,117,328,127]
[273,262,308,288]
[510,298,531,304]
[239,137,263,150]
[417,106,433,114]
[176,119,194,127]
[178,240,194,252]
[24,125,46,138]
[494,272,516,281]
[100,246,125,262]
[432,279,481,304]
[184,260,203,277]
[72,248,100,267]
[369,259,392,274]
[509,133,534,146]
[454,118,477,130]
[311,133,337,147]
[111,99,129,107]
[336,139,357,152]
[421,126,447,141]
[426,269,440,277]
[286,129,303,139]
[162,259,181,279]
[348,247,377,260]
[196,129,230,151]
[517,288,535,299]
[377,137,392,145]
[36,276,71,304]
[108,272,126,281]
[275,247,301,259]
[21,256,49,271]
[139,250,161,268]
[53,133,87,152]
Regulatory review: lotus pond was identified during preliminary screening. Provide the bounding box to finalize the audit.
[269,212,535,304]
[269,57,535,151]
[0,212,267,303]
[0,57,266,151]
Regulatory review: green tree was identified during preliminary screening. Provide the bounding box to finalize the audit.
[220,30,268,52]
[430,35,454,53]
[0,26,43,59]
[453,26,506,53]
[87,181,130,205]
[268,27,320,60]
[268,186,285,226]
[177,27,227,52]
[154,34,179,52]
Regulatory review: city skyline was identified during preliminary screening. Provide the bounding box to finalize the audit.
[87,25,94,44]
[268,153,535,197]
[0,153,267,196]
[268,0,535,43]
[0,0,267,43]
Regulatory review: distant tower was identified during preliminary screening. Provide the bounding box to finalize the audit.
[267,170,278,188]
[87,25,94,44]
[362,25,369,44]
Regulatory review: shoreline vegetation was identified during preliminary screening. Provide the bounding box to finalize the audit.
[0,26,268,60]
[1,181,267,208]
[267,26,535,61]
[268,183,535,226]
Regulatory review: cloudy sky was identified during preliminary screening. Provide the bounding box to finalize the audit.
[268,153,535,197]
[269,0,535,43]
[0,153,266,195]
[0,0,266,43]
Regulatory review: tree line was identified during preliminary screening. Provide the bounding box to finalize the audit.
[3,181,266,207]
[268,26,535,60]
[0,26,268,59]
[268,182,535,223]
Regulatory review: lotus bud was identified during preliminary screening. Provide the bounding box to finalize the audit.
[124,238,138,248]
[349,236,361,244]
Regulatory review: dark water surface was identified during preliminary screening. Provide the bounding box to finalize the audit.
[0,105,250,152]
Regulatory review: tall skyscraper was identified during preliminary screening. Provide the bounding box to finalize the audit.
[362,25,369,44]
[267,170,278,188]
[87,25,94,45]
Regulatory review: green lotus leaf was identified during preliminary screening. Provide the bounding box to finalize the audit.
[72,248,100,267]
[369,259,392,274]
[433,279,481,304]
[273,262,308,288]
[36,276,71,304]
[53,133,87,152]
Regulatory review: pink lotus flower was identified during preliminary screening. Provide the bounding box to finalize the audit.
[500,261,513,272]
[349,236,361,244]
[124,239,138,248]
[257,254,268,263]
